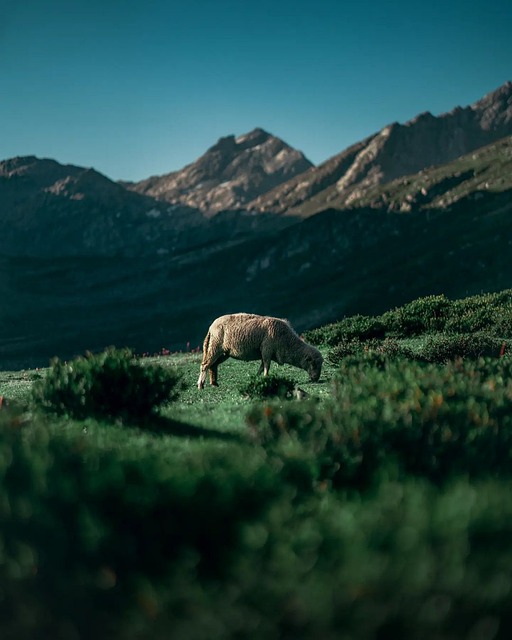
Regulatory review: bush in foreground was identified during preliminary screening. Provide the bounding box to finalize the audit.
[249,356,512,490]
[239,372,296,400]
[4,410,512,639]
[31,347,184,422]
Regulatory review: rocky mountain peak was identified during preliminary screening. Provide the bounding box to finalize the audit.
[127,128,313,214]
[470,80,512,130]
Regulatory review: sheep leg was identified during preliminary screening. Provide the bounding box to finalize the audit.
[209,355,228,386]
[260,346,273,376]
[197,366,208,390]
[257,361,272,375]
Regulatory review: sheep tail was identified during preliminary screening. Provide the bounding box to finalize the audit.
[201,330,211,363]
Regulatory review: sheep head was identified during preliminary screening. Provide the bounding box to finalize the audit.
[304,346,323,382]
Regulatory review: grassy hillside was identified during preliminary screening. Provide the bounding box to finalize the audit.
[2,179,512,371]
[2,290,512,639]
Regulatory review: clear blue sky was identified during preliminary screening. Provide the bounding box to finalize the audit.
[2,0,511,181]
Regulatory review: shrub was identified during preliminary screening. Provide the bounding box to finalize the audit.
[0,416,280,640]
[304,314,386,346]
[250,356,512,489]
[305,290,512,348]
[31,347,184,422]
[382,294,452,336]
[239,372,296,399]
[327,337,416,366]
[420,332,507,363]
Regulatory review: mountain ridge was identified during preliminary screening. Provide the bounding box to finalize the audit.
[123,127,313,215]
[246,81,512,216]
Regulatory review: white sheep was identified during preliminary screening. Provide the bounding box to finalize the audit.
[197,313,323,389]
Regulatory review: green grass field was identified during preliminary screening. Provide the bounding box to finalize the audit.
[2,291,512,640]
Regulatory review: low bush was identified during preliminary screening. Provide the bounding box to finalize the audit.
[31,347,184,422]
[382,293,452,336]
[250,356,512,489]
[239,372,296,399]
[0,415,280,640]
[305,314,387,346]
[420,332,507,363]
[327,337,416,366]
[305,289,512,347]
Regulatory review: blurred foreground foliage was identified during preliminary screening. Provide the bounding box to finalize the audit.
[3,400,512,640]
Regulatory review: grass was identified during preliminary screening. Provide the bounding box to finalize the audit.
[0,349,333,435]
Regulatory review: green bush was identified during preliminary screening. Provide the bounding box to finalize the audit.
[305,290,512,347]
[0,415,280,640]
[327,337,416,366]
[305,314,387,346]
[239,372,296,399]
[31,347,184,422]
[382,294,452,336]
[7,408,512,639]
[420,332,507,363]
[250,356,512,489]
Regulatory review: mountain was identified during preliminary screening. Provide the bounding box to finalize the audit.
[124,128,313,214]
[247,81,512,216]
[2,138,512,370]
[0,155,294,257]
[347,134,512,213]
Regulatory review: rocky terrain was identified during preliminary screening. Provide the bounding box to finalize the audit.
[247,81,512,216]
[123,127,313,214]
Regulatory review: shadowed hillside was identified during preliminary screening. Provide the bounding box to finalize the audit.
[2,185,511,370]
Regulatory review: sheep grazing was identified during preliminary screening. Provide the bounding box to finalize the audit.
[197,313,323,389]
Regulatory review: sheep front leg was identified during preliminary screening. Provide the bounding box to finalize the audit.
[197,365,209,390]
[257,361,271,375]
[260,347,272,376]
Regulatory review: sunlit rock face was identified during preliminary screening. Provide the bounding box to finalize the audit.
[125,127,313,215]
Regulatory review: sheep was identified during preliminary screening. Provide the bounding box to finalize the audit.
[197,313,323,389]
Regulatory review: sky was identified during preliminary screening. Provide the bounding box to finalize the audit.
[1,0,511,181]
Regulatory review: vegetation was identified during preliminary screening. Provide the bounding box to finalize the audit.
[305,289,512,344]
[2,289,512,639]
[31,347,185,423]
[239,372,296,399]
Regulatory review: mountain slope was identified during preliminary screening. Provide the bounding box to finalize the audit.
[124,128,313,214]
[247,81,512,216]
[0,155,295,257]
[2,156,511,369]
[347,134,512,212]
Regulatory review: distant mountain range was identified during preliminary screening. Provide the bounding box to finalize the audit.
[1,81,511,368]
